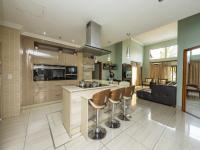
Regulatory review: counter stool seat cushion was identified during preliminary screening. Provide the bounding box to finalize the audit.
[109,98,120,104]
[105,88,124,129]
[88,89,111,140]
[89,99,105,109]
[123,96,131,100]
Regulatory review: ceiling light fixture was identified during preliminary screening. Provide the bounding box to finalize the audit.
[107,41,111,62]
[43,32,46,35]
[126,33,131,59]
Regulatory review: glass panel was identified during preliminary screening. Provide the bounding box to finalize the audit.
[166,45,178,58]
[192,48,200,55]
[150,48,165,59]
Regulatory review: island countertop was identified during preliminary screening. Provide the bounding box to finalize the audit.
[62,80,119,93]
[62,84,118,93]
[62,80,122,136]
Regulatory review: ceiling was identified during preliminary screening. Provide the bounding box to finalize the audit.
[135,22,177,46]
[1,0,200,47]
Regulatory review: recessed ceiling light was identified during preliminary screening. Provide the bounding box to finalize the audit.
[43,32,46,35]
[72,40,75,43]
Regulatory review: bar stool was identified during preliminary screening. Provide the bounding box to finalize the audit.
[118,86,135,121]
[105,88,125,128]
[88,89,111,140]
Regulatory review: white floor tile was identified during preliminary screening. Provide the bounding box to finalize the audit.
[65,135,104,150]
[1,100,200,150]
[106,132,147,150]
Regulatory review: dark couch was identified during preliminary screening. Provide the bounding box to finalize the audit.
[136,85,176,107]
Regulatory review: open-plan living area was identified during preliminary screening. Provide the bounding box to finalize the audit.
[1,0,200,150]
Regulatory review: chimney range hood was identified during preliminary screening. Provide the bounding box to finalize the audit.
[79,21,111,56]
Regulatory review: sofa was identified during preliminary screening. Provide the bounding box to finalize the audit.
[136,84,176,107]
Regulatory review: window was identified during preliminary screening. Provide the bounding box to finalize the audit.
[166,45,178,58]
[192,48,200,55]
[149,45,178,60]
[150,48,165,59]
[164,66,177,82]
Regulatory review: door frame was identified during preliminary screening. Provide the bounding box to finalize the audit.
[182,46,200,112]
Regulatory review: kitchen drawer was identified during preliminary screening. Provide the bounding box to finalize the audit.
[34,91,49,104]
[50,92,62,101]
[34,85,49,93]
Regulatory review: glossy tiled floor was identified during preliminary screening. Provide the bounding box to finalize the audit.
[186,96,200,118]
[1,95,200,150]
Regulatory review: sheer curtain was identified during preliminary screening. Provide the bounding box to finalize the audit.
[188,61,200,87]
[131,62,141,86]
[150,61,177,81]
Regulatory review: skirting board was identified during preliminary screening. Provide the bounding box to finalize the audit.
[21,100,62,110]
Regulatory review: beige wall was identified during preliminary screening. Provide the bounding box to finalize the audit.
[21,36,83,106]
[0,26,21,119]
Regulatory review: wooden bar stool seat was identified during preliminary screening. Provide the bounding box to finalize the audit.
[118,86,135,121]
[88,89,111,140]
[105,88,125,128]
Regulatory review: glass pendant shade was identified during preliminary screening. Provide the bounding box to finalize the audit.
[107,54,111,61]
[126,47,130,58]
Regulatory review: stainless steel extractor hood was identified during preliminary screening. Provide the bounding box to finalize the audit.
[79,21,111,56]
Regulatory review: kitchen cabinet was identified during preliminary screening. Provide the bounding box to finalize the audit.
[33,81,78,104]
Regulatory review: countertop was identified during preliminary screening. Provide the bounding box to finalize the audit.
[62,84,118,93]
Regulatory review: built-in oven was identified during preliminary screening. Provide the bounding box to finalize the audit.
[33,65,66,81]
[66,66,78,80]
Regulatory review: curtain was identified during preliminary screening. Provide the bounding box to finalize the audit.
[188,61,200,88]
[136,63,141,85]
[150,61,177,81]
[150,63,163,79]
[131,62,141,86]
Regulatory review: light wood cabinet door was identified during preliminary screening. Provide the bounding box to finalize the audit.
[34,91,49,104]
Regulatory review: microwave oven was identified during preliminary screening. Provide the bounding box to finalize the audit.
[33,65,66,81]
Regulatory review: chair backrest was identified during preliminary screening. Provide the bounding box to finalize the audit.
[92,89,111,106]
[145,78,153,83]
[159,79,167,85]
[119,81,130,86]
[110,88,125,101]
[124,86,135,97]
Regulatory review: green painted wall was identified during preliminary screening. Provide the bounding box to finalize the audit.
[177,13,200,107]
[142,39,177,80]
[97,39,144,81]
[122,39,144,64]
[97,42,122,80]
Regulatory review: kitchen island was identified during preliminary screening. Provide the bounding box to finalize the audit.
[62,81,120,136]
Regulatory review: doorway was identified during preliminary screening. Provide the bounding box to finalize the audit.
[182,46,200,118]
[92,62,102,80]
[0,43,1,119]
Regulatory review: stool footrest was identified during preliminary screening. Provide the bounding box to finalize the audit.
[118,113,130,121]
[88,127,106,140]
[105,119,120,128]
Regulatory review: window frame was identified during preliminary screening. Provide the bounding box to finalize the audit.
[149,44,178,60]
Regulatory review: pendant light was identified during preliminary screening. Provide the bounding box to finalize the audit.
[107,41,111,62]
[126,33,131,59]
[107,54,111,62]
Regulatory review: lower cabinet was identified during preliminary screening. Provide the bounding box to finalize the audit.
[33,81,77,104]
